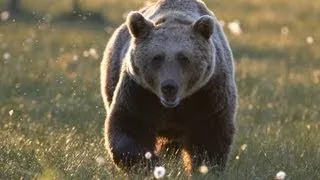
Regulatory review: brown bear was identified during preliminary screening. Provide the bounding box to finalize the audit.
[100,0,237,176]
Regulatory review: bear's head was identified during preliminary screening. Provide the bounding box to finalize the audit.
[125,12,216,108]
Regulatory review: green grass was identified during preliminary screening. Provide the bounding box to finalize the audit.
[0,0,319,179]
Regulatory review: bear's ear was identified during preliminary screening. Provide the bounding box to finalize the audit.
[127,12,154,38]
[192,15,214,40]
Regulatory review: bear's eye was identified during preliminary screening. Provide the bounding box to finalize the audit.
[177,53,190,65]
[152,54,165,69]
[155,18,166,25]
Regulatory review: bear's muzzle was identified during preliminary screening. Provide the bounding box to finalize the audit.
[160,79,180,108]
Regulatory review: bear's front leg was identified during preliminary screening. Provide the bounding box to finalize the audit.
[104,74,160,174]
[105,107,159,174]
[182,114,235,176]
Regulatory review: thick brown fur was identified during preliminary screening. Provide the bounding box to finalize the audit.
[100,0,237,176]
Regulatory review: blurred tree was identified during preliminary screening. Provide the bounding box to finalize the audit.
[7,0,21,13]
[72,0,83,14]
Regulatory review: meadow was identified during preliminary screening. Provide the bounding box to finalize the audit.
[0,0,319,179]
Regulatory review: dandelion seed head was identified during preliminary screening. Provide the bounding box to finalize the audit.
[3,52,11,60]
[9,110,14,116]
[1,11,10,21]
[153,166,166,179]
[199,165,208,174]
[26,37,33,44]
[104,27,114,34]
[219,20,225,28]
[236,155,240,160]
[228,20,242,36]
[72,55,79,61]
[306,124,311,130]
[89,48,97,55]
[83,50,89,57]
[96,156,105,166]
[144,1,154,6]
[43,14,53,23]
[281,26,289,36]
[240,144,247,151]
[312,70,320,84]
[306,36,314,45]
[145,152,152,159]
[89,48,99,59]
[122,12,129,20]
[275,171,286,180]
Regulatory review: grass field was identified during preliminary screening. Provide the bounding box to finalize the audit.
[0,0,319,179]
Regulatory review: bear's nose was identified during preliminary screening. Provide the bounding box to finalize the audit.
[161,79,178,98]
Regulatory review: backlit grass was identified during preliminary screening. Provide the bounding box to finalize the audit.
[0,0,319,179]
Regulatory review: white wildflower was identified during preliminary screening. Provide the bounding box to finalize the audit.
[228,20,242,36]
[275,171,286,180]
[306,36,314,45]
[153,166,166,179]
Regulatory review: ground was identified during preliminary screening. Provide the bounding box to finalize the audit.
[0,0,319,179]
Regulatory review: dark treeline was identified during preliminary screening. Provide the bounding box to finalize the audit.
[6,0,83,14]
[7,0,21,13]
